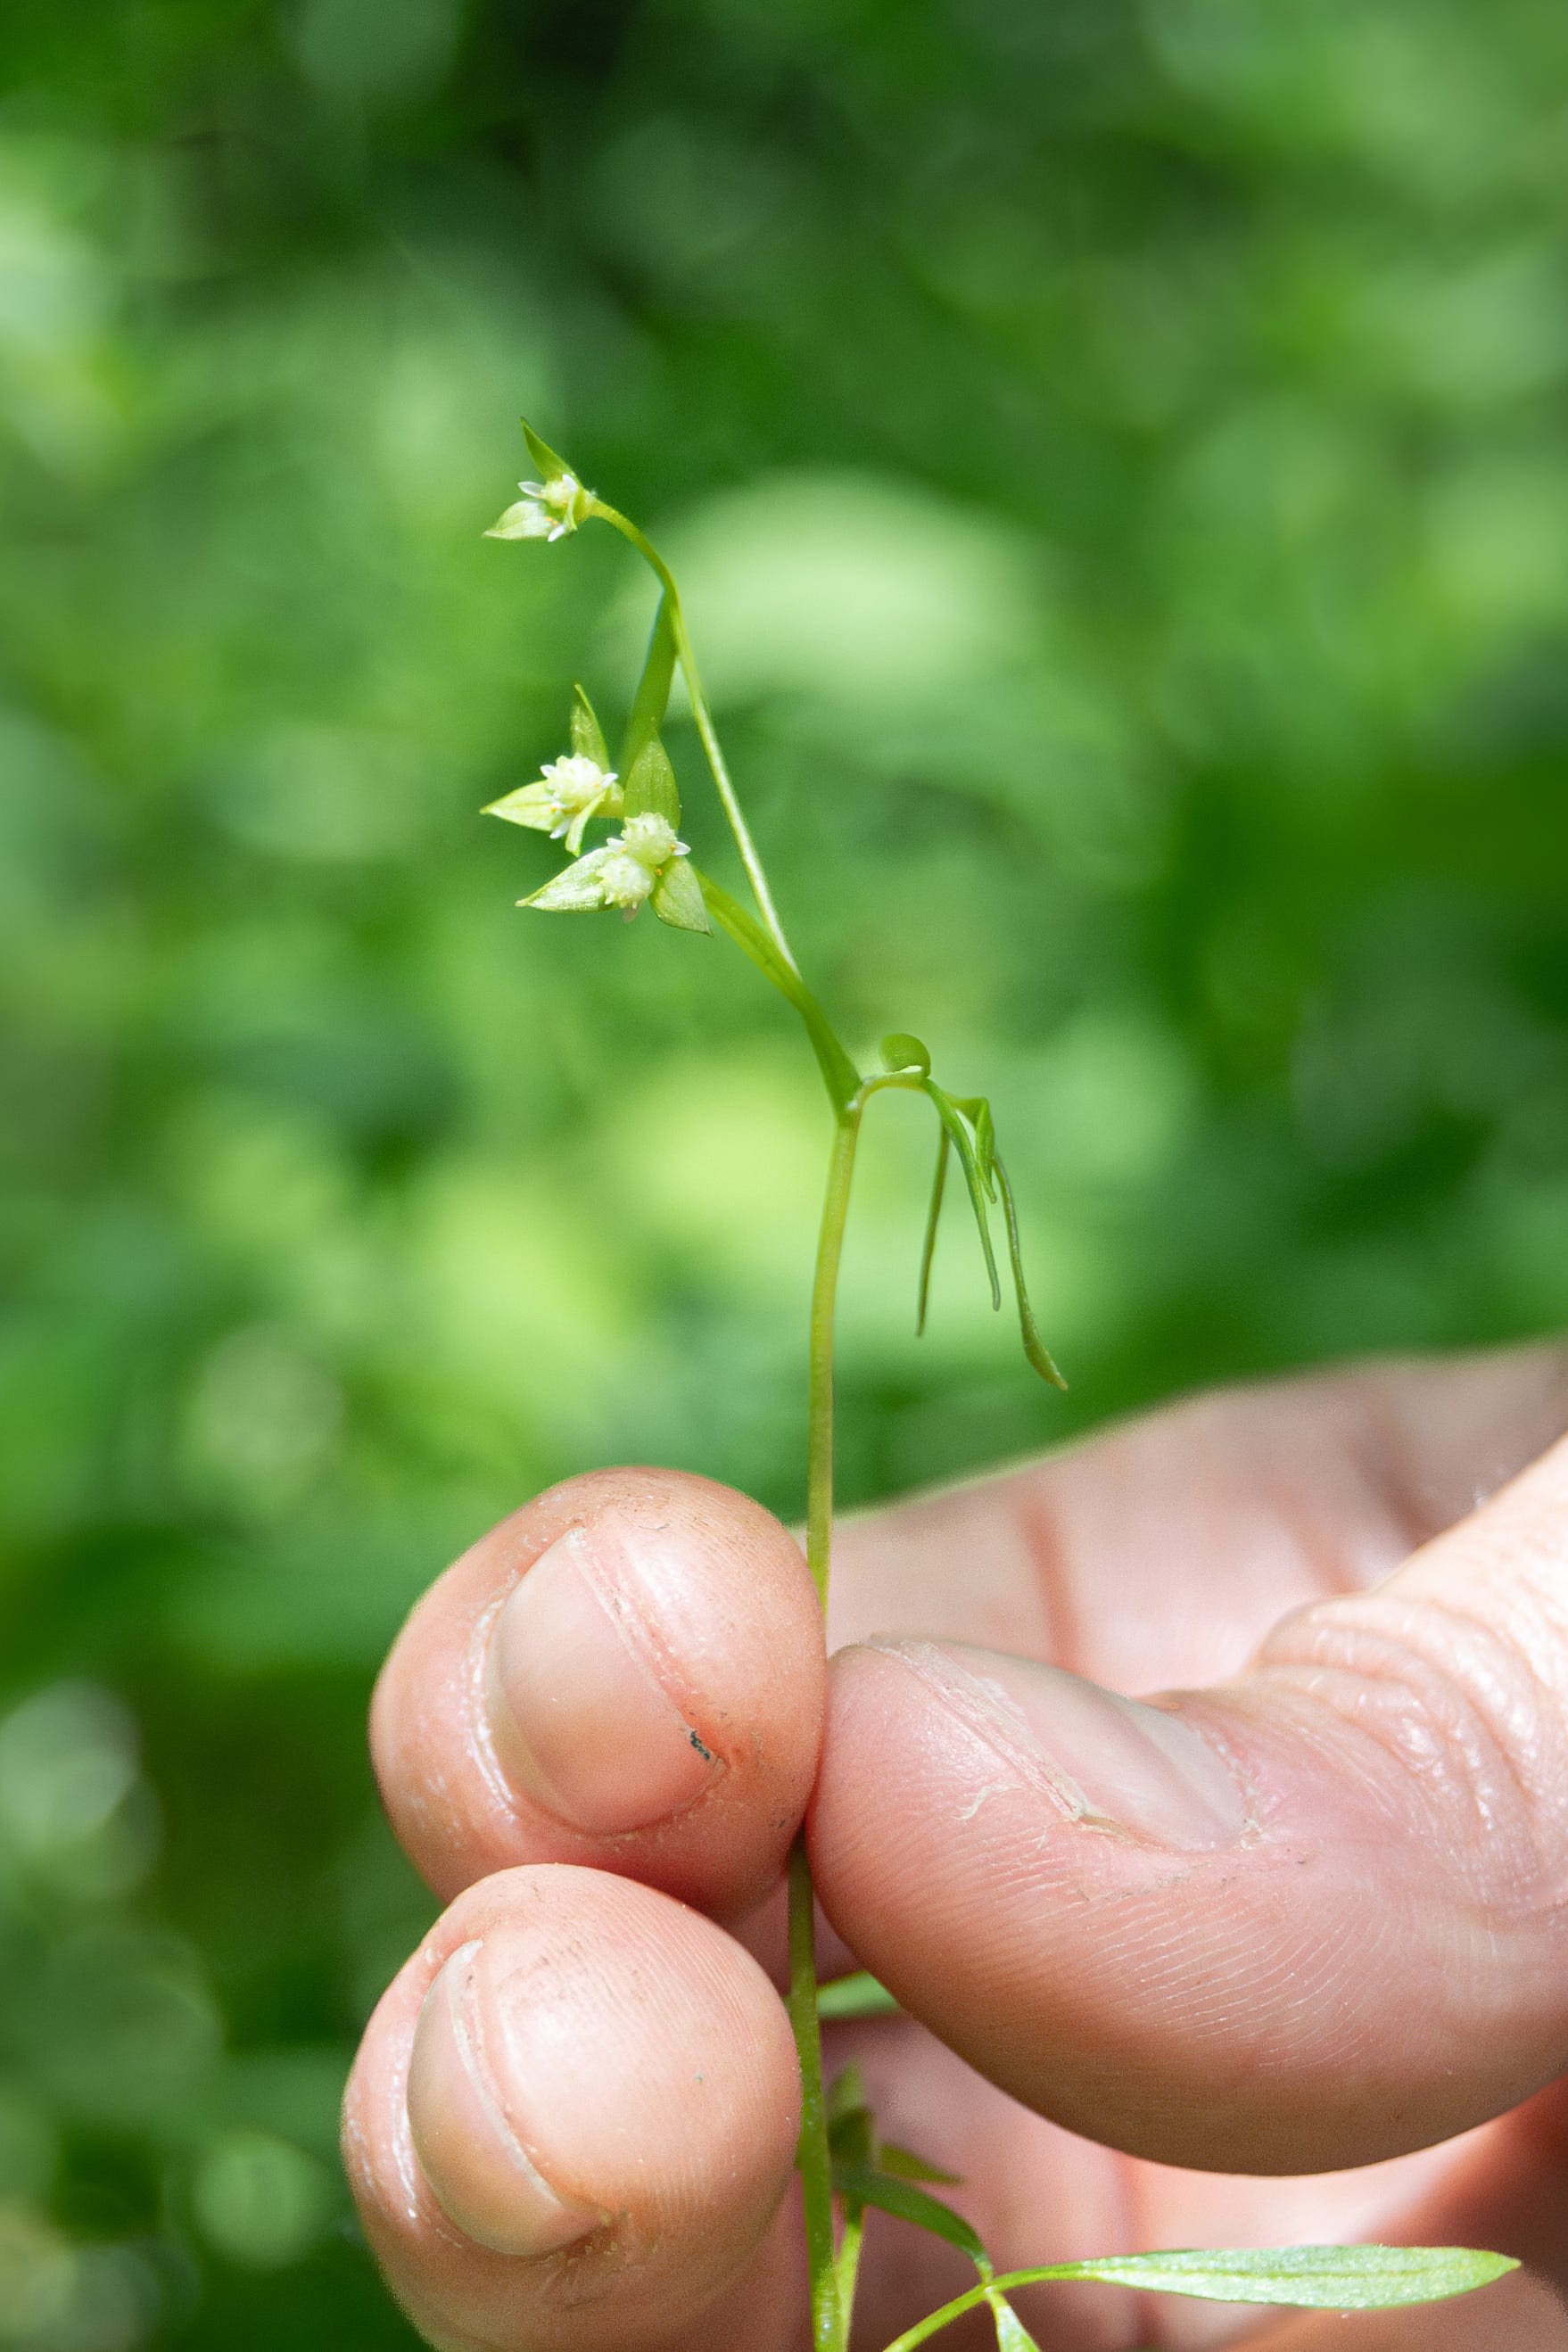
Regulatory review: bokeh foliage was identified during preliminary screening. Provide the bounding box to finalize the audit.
[3,0,1567,2341]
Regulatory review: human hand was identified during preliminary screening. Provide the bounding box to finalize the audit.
[343,1347,1568,2351]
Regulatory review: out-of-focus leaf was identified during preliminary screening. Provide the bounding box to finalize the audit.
[818,1971,900,2019]
[879,2142,961,2186]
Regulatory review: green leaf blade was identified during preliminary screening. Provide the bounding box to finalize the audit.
[1032,2245,1518,2311]
[922,1085,1001,1311]
[916,1126,950,1338]
[569,683,609,769]
[831,2166,989,2276]
[520,416,574,482]
[993,1152,1067,1390]
[623,738,681,829]
[619,597,678,777]
[880,2247,1516,2352]
[651,857,710,934]
[818,1971,900,2020]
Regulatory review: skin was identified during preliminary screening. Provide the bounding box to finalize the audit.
[344,1343,1568,2352]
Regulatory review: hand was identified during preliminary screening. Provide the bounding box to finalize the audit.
[343,1347,1568,2352]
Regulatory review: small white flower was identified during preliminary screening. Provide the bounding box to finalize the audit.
[483,754,623,855]
[484,473,592,543]
[523,810,689,919]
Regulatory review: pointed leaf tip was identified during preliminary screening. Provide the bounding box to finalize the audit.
[520,416,574,482]
[1047,2245,1519,2310]
[569,684,609,770]
[651,857,711,935]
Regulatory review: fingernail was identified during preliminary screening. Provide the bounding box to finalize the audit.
[874,1639,1246,1851]
[407,1941,602,2258]
[483,1525,721,1834]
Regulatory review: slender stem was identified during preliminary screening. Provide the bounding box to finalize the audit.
[790,1098,866,2352]
[590,501,799,970]
[788,1837,840,2352]
[807,1106,862,1608]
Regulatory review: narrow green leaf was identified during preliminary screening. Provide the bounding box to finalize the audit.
[993,1152,1067,1390]
[520,416,574,483]
[922,1085,1001,1310]
[832,2167,989,2275]
[878,2142,961,2187]
[916,1126,950,1338]
[1044,2245,1519,2309]
[818,1971,900,2020]
[881,1033,932,1077]
[695,869,862,1113]
[568,684,609,769]
[623,738,681,828]
[619,597,678,778]
[879,2248,1516,2352]
[651,858,711,935]
[986,2297,1041,2352]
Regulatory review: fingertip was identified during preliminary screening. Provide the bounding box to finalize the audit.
[346,1866,802,2350]
[373,1468,825,1915]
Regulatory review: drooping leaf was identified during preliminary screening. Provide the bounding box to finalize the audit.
[993,1152,1067,1389]
[826,2063,867,2123]
[651,858,711,935]
[695,870,862,1113]
[915,1126,950,1338]
[878,2142,961,2187]
[623,738,681,828]
[881,1033,931,1077]
[922,1085,1001,1310]
[817,1971,900,2020]
[828,2104,876,2172]
[831,2167,989,2274]
[569,683,609,769]
[879,2247,1517,2352]
[520,416,574,483]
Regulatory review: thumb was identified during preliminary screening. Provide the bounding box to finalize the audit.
[810,1431,1568,2176]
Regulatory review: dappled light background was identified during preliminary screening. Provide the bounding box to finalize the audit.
[3,0,1568,2343]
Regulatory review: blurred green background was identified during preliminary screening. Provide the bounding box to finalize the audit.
[3,0,1567,2340]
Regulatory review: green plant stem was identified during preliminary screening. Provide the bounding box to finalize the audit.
[790,1096,866,2352]
[591,501,798,970]
[788,1837,841,2352]
[806,1106,862,1609]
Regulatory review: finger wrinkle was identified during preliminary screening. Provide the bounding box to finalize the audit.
[1256,1595,1566,1909]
